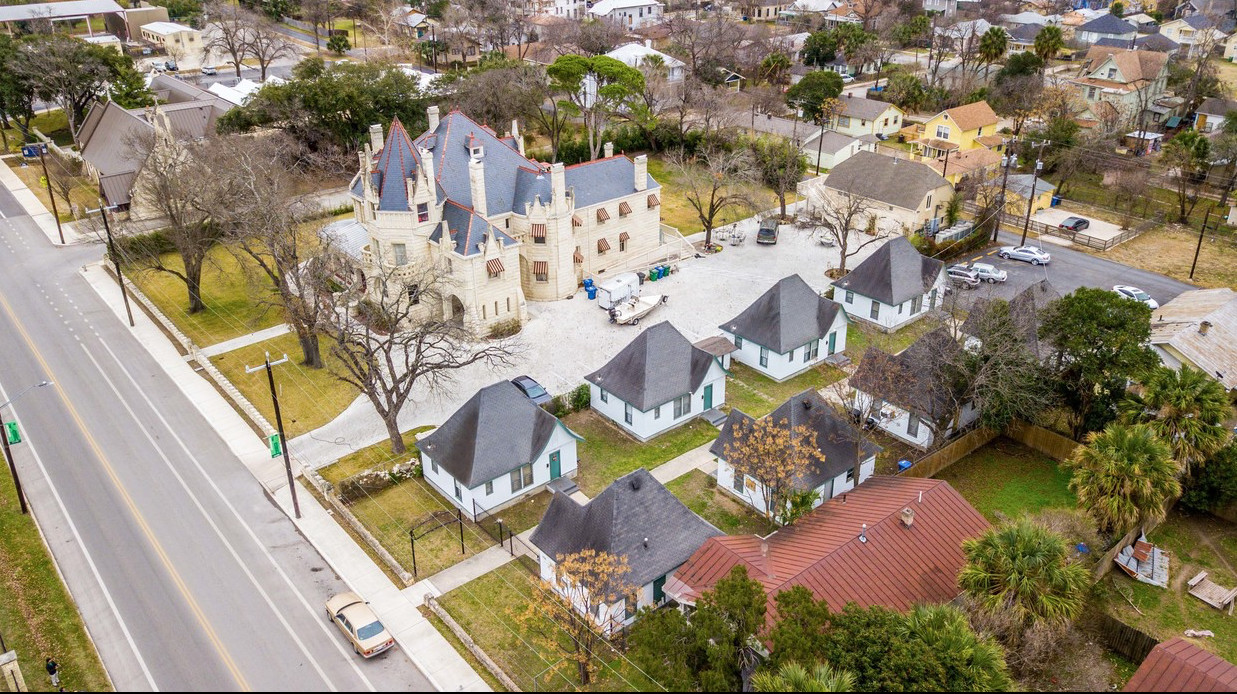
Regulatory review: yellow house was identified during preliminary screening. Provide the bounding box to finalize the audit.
[913,101,1003,159]
[926,148,1001,186]
[1002,174,1056,217]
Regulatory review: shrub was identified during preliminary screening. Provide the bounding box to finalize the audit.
[115,229,175,263]
[337,459,420,502]
[548,395,567,417]
[354,299,395,333]
[487,318,521,340]
[570,383,591,412]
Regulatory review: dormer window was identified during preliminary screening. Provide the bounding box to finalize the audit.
[471,145,484,158]
[1107,67,1116,79]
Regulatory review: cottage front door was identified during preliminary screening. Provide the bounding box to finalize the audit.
[827,331,837,355]
[703,384,714,410]
[549,450,562,480]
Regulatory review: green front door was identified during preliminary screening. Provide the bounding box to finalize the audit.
[827,331,837,355]
[549,450,561,479]
[653,575,666,603]
[703,384,714,410]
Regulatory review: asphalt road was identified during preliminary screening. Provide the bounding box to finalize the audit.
[0,188,430,690]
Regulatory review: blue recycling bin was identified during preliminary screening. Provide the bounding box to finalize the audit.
[586,286,597,300]
[583,278,594,289]
[1051,195,1061,207]
[897,460,913,472]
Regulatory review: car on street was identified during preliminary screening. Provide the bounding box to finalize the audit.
[947,265,980,289]
[200,65,217,75]
[969,262,1007,283]
[756,218,779,245]
[1059,216,1090,232]
[1113,285,1159,309]
[998,245,1052,265]
[326,592,396,658]
[841,74,855,83]
[164,60,179,72]
[511,375,552,405]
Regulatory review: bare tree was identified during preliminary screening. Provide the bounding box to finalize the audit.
[723,415,827,524]
[300,0,336,51]
[664,15,743,82]
[204,1,251,77]
[44,150,83,212]
[359,0,412,47]
[803,188,885,276]
[318,263,520,454]
[669,147,755,247]
[249,18,297,81]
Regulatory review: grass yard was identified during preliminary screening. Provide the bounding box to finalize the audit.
[1095,509,1237,665]
[5,159,98,223]
[319,426,437,485]
[564,410,718,497]
[1055,172,1218,230]
[1,110,74,154]
[646,154,798,236]
[0,470,111,692]
[210,331,359,438]
[496,492,553,535]
[436,561,658,692]
[871,429,923,476]
[665,470,778,536]
[1102,226,1237,290]
[1212,57,1237,93]
[724,361,846,418]
[844,316,942,359]
[934,437,1076,522]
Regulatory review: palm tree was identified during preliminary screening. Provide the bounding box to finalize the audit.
[1065,423,1182,533]
[1120,365,1232,473]
[752,662,856,693]
[958,517,1090,625]
[978,27,1008,77]
[1033,26,1064,65]
[761,51,792,87]
[902,604,1014,692]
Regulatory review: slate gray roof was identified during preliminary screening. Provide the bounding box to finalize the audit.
[1135,33,1181,52]
[838,95,896,121]
[711,389,881,489]
[824,151,949,211]
[415,381,575,488]
[1079,14,1136,35]
[373,118,421,212]
[960,279,1061,359]
[148,74,232,115]
[585,321,718,411]
[1008,23,1042,43]
[1005,174,1056,200]
[850,327,967,420]
[78,102,149,206]
[1181,13,1234,32]
[563,156,659,209]
[833,237,944,307]
[1095,36,1136,49]
[720,274,844,353]
[1199,97,1237,116]
[803,129,868,155]
[530,468,722,588]
[430,200,517,256]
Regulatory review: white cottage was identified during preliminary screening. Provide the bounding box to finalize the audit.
[720,274,848,382]
[832,237,946,333]
[585,321,728,440]
[529,468,721,631]
[849,327,979,450]
[417,381,582,519]
[713,390,881,521]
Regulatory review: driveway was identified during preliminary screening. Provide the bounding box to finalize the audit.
[1032,206,1125,242]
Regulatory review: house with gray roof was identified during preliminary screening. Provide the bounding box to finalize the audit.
[825,95,905,140]
[585,321,727,441]
[530,468,721,630]
[1077,14,1137,45]
[960,279,1061,360]
[417,380,582,519]
[815,151,954,236]
[719,274,848,381]
[713,390,881,521]
[831,236,946,333]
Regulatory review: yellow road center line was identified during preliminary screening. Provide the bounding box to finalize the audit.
[0,288,250,691]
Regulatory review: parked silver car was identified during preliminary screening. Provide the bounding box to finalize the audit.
[998,245,1052,265]
[946,265,980,289]
[969,262,1008,283]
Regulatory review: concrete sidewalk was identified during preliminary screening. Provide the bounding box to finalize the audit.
[199,322,292,357]
[649,441,717,484]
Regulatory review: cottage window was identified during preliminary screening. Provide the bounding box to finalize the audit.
[453,480,462,500]
[467,45,477,56]
[926,194,933,209]
[977,126,983,136]
[431,460,438,474]
[417,202,430,223]
[510,463,534,491]
[845,290,854,304]
[654,405,661,419]
[907,413,920,437]
[1107,67,1116,79]
[870,302,880,320]
[392,243,408,266]
[600,388,608,403]
[1087,87,1098,99]
[883,117,889,127]
[485,481,494,496]
[803,339,819,363]
[735,335,743,348]
[838,115,851,128]
[673,393,691,418]
[846,467,855,483]
[624,402,633,425]
[935,125,950,139]
[408,284,420,305]
[758,346,770,367]
[898,303,904,315]
[912,295,922,313]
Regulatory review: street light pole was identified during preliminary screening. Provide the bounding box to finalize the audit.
[0,380,54,515]
[86,200,135,327]
[35,145,65,245]
[244,353,301,519]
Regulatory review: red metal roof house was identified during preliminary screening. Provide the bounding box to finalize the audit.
[1124,638,1237,692]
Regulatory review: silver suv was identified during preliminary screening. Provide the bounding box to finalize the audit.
[946,265,980,289]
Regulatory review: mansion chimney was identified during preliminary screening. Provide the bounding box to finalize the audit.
[368,123,384,152]
[604,141,614,158]
[511,119,524,156]
[427,105,440,131]
[634,154,648,192]
[550,162,566,210]
[468,157,488,217]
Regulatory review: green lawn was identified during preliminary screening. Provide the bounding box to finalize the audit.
[724,361,847,419]
[0,470,111,692]
[844,318,942,360]
[210,332,359,438]
[934,437,1077,521]
[5,158,98,223]
[665,470,777,536]
[565,410,719,497]
[320,427,434,486]
[646,154,797,236]
[436,561,657,691]
[1,110,74,154]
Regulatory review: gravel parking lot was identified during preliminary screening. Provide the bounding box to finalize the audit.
[1032,206,1125,242]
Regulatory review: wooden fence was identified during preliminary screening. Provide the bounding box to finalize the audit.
[898,427,998,479]
[1004,420,1080,461]
[1092,612,1160,663]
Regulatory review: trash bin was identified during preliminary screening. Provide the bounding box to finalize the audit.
[648,269,658,282]
[583,278,594,290]
[586,286,597,300]
[897,460,913,472]
[636,271,645,283]
[1051,195,1061,207]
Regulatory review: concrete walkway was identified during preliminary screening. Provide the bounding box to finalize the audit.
[199,322,293,357]
[650,441,717,484]
[406,542,521,599]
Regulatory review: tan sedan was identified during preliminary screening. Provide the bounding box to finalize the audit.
[325,592,396,658]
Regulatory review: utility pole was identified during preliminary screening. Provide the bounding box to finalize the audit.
[1191,205,1217,280]
[991,138,1017,242]
[0,381,53,515]
[245,353,301,519]
[941,147,951,180]
[1020,140,1050,246]
[86,200,135,327]
[35,144,65,245]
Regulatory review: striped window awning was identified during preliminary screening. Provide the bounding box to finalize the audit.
[530,223,547,238]
[597,237,611,252]
[572,214,583,227]
[618,201,632,216]
[596,207,610,222]
[647,193,660,208]
[619,231,630,242]
[532,260,548,274]
[486,258,504,274]
[573,249,583,263]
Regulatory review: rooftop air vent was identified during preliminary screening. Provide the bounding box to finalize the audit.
[901,507,915,528]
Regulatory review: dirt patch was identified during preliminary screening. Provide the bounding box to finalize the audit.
[1101,226,1237,290]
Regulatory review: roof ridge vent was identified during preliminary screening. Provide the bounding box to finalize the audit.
[630,474,642,491]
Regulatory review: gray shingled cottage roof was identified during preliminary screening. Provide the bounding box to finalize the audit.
[720,274,844,353]
[834,237,944,307]
[824,151,949,212]
[711,389,881,489]
[585,322,720,411]
[850,327,966,420]
[530,468,722,587]
[415,381,580,488]
[961,279,1061,360]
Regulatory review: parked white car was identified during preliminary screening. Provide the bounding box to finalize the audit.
[969,263,1007,283]
[1113,285,1159,310]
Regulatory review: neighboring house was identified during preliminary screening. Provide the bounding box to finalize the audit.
[139,21,202,69]
[585,321,728,440]
[104,2,168,42]
[1174,0,1236,19]
[1195,97,1237,133]
[820,3,862,27]
[417,381,583,520]
[1135,32,1182,55]
[530,468,722,630]
[1123,637,1237,692]
[923,0,959,15]
[1075,14,1137,44]
[714,390,881,518]
[832,236,947,333]
[745,116,875,170]
[395,10,429,39]
[666,476,991,615]
[80,33,123,52]
[851,327,979,449]
[1149,288,1237,391]
[588,0,664,29]
[206,77,273,106]
[913,101,1003,159]
[332,106,663,333]
[814,151,955,236]
[825,95,905,139]
[1002,174,1056,217]
[605,42,686,82]
[1007,23,1042,54]
[960,279,1061,359]
[1223,31,1237,60]
[1124,12,1160,32]
[1070,46,1170,129]
[927,147,1002,186]
[719,274,848,381]
[1160,15,1231,57]
[739,0,794,20]
[532,0,587,20]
